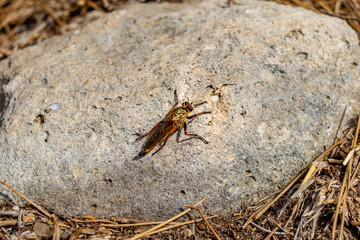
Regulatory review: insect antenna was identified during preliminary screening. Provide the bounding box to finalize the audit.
[193,101,207,108]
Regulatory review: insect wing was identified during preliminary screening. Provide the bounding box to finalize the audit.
[143,120,176,153]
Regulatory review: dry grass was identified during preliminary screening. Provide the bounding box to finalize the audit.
[0,0,127,59]
[0,0,359,59]
[1,0,360,239]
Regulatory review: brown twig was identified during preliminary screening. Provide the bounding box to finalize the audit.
[0,220,17,227]
[128,196,208,240]
[51,215,60,240]
[0,231,7,240]
[70,219,116,224]
[100,221,178,228]
[0,211,18,216]
[301,138,347,186]
[184,205,222,240]
[332,114,360,240]
[0,180,51,218]
[264,226,279,240]
[250,222,287,235]
[80,229,110,234]
[39,1,65,29]
[339,114,360,240]
[109,217,149,224]
[68,228,83,240]
[144,215,218,237]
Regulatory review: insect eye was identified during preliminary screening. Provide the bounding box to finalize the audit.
[187,103,193,111]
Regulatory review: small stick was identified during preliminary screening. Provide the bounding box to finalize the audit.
[85,0,105,12]
[250,222,287,235]
[68,228,83,240]
[110,217,149,224]
[331,168,349,240]
[145,215,218,237]
[350,154,360,185]
[338,114,360,240]
[0,219,17,227]
[264,216,289,239]
[70,219,116,224]
[51,215,61,240]
[17,208,23,233]
[328,159,344,164]
[0,211,18,216]
[184,206,222,240]
[129,196,208,240]
[301,138,346,186]
[300,162,318,186]
[0,180,51,218]
[267,217,288,233]
[0,231,7,240]
[332,115,360,240]
[80,229,110,234]
[100,221,178,228]
[264,227,279,240]
[40,2,65,29]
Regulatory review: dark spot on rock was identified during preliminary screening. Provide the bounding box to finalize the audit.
[44,131,49,142]
[34,114,45,124]
[285,29,304,39]
[297,51,308,60]
[350,62,358,69]
[248,176,256,182]
[104,178,112,183]
[103,178,113,187]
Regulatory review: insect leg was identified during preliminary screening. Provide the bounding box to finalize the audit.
[152,128,178,155]
[170,90,179,110]
[187,111,211,120]
[135,121,164,142]
[183,122,209,144]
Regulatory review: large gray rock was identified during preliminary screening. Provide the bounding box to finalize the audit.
[0,0,359,219]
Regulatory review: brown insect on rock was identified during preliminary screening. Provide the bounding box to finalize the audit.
[134,90,211,159]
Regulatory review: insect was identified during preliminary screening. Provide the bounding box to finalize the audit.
[134,91,211,158]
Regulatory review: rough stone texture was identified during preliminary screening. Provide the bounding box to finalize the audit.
[0,0,359,219]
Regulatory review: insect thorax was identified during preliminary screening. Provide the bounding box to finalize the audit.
[167,108,190,128]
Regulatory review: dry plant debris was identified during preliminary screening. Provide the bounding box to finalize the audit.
[0,0,129,60]
[0,0,360,59]
[1,0,360,239]
[1,113,360,239]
